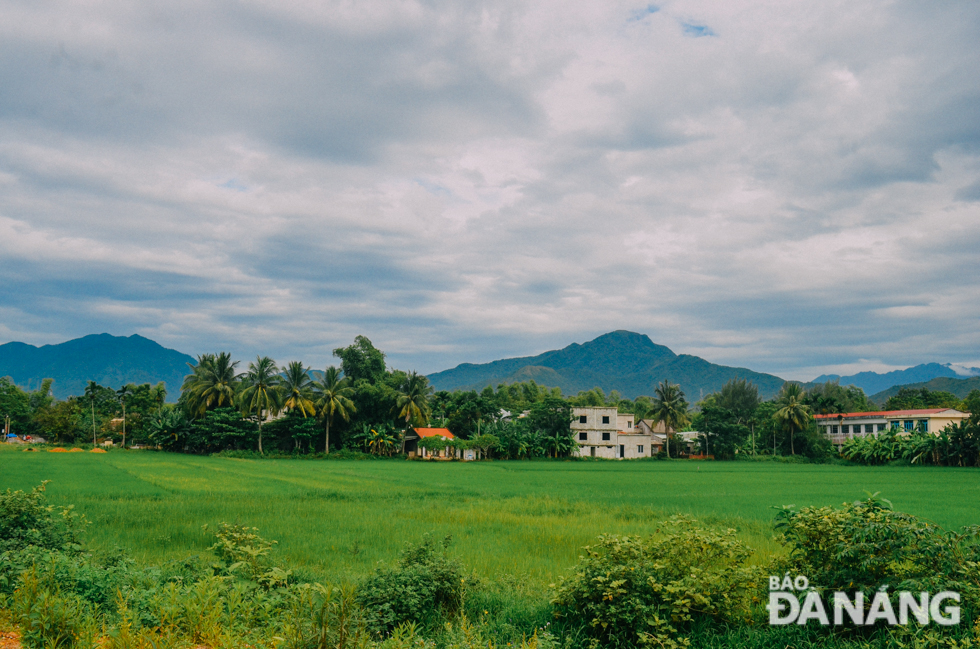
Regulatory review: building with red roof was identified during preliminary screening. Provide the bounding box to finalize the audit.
[815,408,970,448]
[403,427,457,458]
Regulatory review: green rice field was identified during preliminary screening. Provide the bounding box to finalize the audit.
[2,446,979,588]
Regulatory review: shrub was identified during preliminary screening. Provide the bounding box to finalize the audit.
[0,482,87,553]
[551,516,764,649]
[11,565,97,649]
[357,535,468,635]
[284,583,369,649]
[207,522,291,588]
[774,493,980,618]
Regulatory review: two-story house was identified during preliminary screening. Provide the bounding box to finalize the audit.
[571,407,655,459]
[815,408,971,448]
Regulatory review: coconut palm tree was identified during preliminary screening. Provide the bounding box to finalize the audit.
[149,382,168,414]
[312,366,356,454]
[280,361,316,418]
[652,381,689,458]
[775,383,811,455]
[116,384,133,448]
[239,356,283,454]
[84,381,99,446]
[181,353,241,417]
[394,371,433,428]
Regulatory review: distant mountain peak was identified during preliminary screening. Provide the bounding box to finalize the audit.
[0,333,194,401]
[811,362,977,396]
[427,330,784,399]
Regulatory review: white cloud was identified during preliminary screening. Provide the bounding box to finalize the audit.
[0,0,978,382]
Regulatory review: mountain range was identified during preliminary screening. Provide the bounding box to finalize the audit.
[0,334,195,401]
[2,330,975,405]
[813,363,980,396]
[869,376,980,405]
[426,330,788,400]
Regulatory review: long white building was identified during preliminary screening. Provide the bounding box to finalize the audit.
[814,408,971,448]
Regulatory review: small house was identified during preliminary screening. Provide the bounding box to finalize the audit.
[404,427,455,458]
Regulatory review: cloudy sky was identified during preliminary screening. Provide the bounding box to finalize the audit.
[1,0,979,381]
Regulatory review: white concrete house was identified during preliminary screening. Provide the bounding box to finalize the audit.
[571,406,655,459]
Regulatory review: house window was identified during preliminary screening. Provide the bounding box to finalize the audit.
[602,416,610,424]
[831,425,838,435]
[602,432,611,441]
[578,432,588,441]
[627,421,633,428]
[842,425,849,434]
[637,445,644,454]
[877,424,885,432]
[864,424,873,434]
[904,420,914,431]
[579,415,587,424]
[918,420,928,432]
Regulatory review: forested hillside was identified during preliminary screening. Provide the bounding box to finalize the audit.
[0,333,193,400]
[427,330,787,400]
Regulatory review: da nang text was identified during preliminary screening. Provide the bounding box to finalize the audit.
[767,575,960,626]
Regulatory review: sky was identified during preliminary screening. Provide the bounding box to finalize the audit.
[1,0,979,382]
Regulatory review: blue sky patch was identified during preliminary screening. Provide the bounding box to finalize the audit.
[681,22,715,37]
[628,4,659,22]
[220,178,248,192]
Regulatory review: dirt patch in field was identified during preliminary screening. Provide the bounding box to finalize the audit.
[0,630,20,649]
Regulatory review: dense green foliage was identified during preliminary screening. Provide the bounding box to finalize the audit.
[1,376,167,445]
[884,386,966,411]
[553,516,763,648]
[775,494,980,633]
[357,535,467,634]
[841,413,980,467]
[0,482,85,554]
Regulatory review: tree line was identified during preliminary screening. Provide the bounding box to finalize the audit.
[2,334,977,461]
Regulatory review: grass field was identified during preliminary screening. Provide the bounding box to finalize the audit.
[2,446,979,588]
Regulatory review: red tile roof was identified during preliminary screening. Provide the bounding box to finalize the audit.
[814,408,961,420]
[413,427,455,439]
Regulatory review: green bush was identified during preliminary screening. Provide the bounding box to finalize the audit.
[774,494,980,620]
[0,482,87,553]
[11,565,96,649]
[551,516,764,649]
[207,522,291,588]
[357,535,468,635]
[284,583,369,649]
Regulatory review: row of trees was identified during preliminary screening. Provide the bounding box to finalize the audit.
[0,376,167,445]
[5,333,977,461]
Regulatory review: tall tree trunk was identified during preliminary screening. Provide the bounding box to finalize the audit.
[790,427,795,455]
[92,400,97,446]
[258,421,264,454]
[122,403,126,448]
[324,417,330,454]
